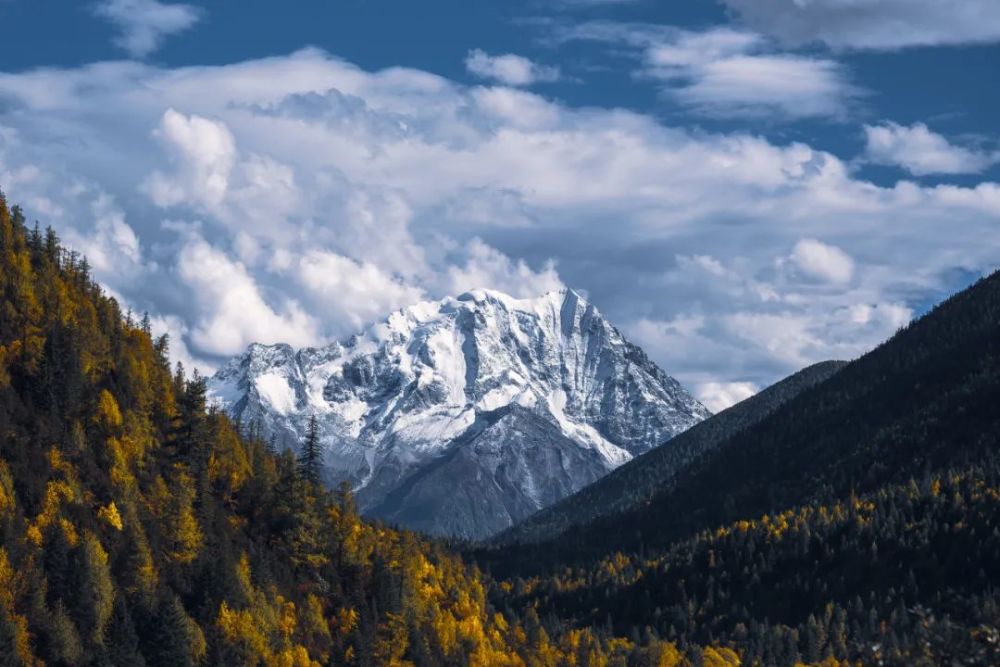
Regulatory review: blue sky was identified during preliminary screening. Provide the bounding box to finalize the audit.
[0,0,998,410]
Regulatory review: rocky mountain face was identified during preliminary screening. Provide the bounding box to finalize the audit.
[208,288,710,539]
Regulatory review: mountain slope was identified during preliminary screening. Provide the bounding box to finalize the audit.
[478,270,1000,665]
[0,193,757,667]
[0,197,514,665]
[209,288,709,539]
[499,360,847,545]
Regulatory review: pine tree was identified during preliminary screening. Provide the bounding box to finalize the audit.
[144,595,205,667]
[104,596,146,667]
[72,531,115,647]
[297,415,323,486]
[161,470,203,564]
[47,601,84,665]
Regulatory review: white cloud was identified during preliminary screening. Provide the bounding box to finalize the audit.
[556,24,857,119]
[297,250,426,332]
[92,0,202,57]
[465,49,561,87]
[176,234,319,356]
[696,381,758,413]
[0,48,996,396]
[670,53,852,119]
[722,0,1000,50]
[62,193,143,276]
[444,239,564,298]
[148,313,213,376]
[790,239,855,284]
[863,122,998,176]
[144,109,236,209]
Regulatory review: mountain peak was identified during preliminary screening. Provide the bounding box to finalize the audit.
[451,286,586,311]
[209,288,708,539]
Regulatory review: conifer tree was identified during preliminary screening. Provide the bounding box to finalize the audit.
[104,596,146,667]
[298,415,322,486]
[161,471,203,564]
[72,531,115,647]
[144,594,205,667]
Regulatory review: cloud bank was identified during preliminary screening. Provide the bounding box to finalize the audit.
[0,49,996,408]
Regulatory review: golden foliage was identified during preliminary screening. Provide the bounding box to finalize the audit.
[0,458,14,517]
[27,479,78,546]
[216,555,320,667]
[95,389,123,431]
[0,548,39,665]
[97,501,124,531]
[702,646,741,667]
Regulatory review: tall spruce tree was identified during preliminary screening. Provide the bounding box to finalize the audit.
[298,414,323,486]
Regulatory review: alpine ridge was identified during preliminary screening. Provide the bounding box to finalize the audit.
[209,288,710,539]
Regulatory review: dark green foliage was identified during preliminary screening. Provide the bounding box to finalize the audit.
[104,596,146,667]
[144,594,202,667]
[298,414,323,487]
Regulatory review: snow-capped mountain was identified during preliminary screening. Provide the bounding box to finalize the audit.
[208,288,710,539]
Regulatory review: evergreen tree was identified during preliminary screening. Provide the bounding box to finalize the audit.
[297,414,322,486]
[104,596,146,667]
[144,595,205,667]
[71,531,115,647]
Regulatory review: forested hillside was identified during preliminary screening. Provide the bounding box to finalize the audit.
[498,361,847,546]
[479,269,1000,666]
[0,194,795,666]
[4,186,997,667]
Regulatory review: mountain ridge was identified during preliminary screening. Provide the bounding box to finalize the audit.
[209,287,710,539]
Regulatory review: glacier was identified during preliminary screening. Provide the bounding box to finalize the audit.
[208,288,710,539]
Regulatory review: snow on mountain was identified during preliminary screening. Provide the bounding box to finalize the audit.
[208,288,710,539]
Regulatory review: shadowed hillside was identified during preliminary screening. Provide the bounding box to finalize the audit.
[498,360,847,546]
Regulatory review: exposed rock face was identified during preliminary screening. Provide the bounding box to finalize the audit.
[209,288,709,539]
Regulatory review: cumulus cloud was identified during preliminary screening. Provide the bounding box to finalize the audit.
[863,122,998,176]
[0,48,996,394]
[555,24,857,119]
[444,239,564,298]
[148,313,212,376]
[696,381,758,413]
[465,49,561,86]
[62,194,143,277]
[722,0,1000,50]
[145,109,236,209]
[176,234,320,356]
[297,250,427,332]
[790,239,855,284]
[92,0,202,57]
